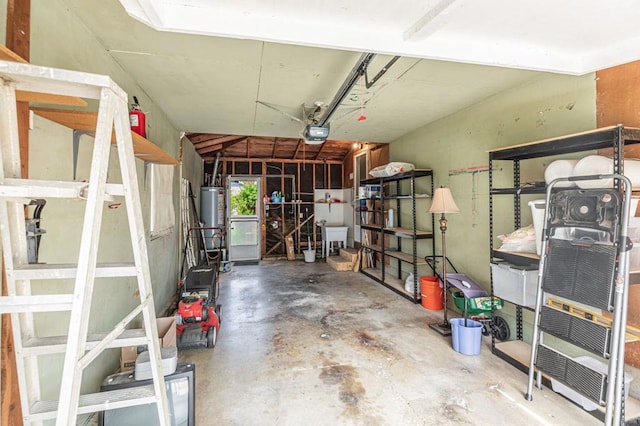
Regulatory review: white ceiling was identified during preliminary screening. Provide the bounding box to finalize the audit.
[120,0,640,75]
[61,1,640,143]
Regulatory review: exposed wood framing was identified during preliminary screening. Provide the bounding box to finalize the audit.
[220,157,343,165]
[315,142,328,160]
[293,139,303,158]
[187,132,371,163]
[197,138,245,155]
[192,135,244,149]
[6,1,29,62]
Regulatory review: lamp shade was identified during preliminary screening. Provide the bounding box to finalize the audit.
[429,187,460,214]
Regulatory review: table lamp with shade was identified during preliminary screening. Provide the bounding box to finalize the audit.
[428,186,460,336]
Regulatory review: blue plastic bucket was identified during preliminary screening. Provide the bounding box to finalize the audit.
[450,318,483,355]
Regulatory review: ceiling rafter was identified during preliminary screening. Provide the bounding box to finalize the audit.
[315,142,328,160]
[194,135,245,149]
[188,133,382,162]
[197,138,247,155]
[293,139,303,159]
[187,133,226,144]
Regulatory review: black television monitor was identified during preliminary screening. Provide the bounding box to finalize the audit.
[98,363,195,426]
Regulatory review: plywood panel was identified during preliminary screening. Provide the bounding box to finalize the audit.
[597,60,640,128]
[369,144,389,169]
[596,61,640,367]
[597,60,640,160]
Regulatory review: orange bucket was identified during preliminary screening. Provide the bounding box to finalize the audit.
[420,276,444,310]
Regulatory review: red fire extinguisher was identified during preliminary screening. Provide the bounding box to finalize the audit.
[129,96,146,138]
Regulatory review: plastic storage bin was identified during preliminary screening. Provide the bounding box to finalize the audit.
[550,356,633,411]
[490,262,538,307]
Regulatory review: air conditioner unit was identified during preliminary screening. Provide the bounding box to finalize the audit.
[303,123,330,144]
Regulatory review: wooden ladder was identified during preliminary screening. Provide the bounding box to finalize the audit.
[0,60,170,425]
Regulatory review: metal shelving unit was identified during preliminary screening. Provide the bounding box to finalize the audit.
[488,125,640,421]
[360,169,435,302]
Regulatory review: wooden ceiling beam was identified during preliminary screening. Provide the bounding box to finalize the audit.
[250,136,276,143]
[293,138,303,159]
[271,137,278,158]
[197,138,246,155]
[194,135,245,149]
[195,134,243,145]
[187,133,226,144]
[315,142,328,160]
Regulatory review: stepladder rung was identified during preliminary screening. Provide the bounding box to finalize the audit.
[22,329,148,356]
[0,295,73,313]
[10,262,137,280]
[0,178,124,200]
[27,386,157,422]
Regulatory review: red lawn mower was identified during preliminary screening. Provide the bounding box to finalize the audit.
[175,226,223,349]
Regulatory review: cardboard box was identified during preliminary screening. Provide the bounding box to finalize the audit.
[120,316,177,371]
[120,345,138,372]
[153,316,177,348]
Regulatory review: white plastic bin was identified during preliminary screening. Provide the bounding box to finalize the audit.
[490,262,538,306]
[551,356,633,411]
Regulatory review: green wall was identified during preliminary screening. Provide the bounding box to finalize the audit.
[390,71,597,287]
[388,72,602,373]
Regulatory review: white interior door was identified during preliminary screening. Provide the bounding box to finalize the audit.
[227,176,261,261]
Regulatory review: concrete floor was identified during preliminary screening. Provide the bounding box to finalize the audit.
[179,260,600,425]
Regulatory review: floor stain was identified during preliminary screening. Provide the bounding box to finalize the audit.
[355,330,394,355]
[368,302,387,310]
[319,364,366,415]
[439,395,473,424]
[272,332,285,352]
[306,273,328,283]
[320,309,337,328]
